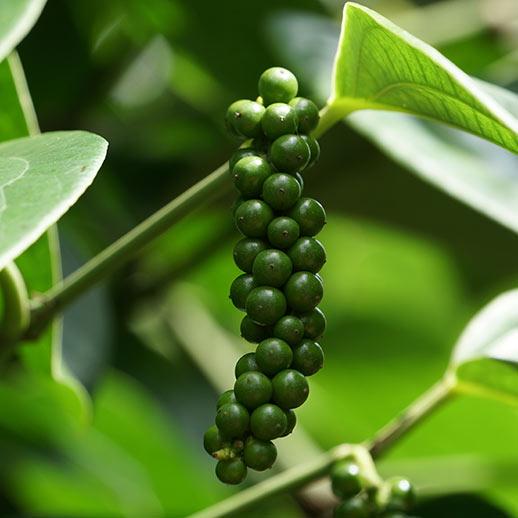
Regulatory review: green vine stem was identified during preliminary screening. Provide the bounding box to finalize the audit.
[188,377,454,518]
[0,262,30,344]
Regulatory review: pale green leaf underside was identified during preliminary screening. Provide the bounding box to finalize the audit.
[330,3,518,153]
[0,131,107,270]
[0,0,46,63]
[450,290,518,406]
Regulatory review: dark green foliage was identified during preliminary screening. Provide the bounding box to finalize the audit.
[233,155,272,198]
[216,458,247,485]
[215,402,250,439]
[291,339,324,376]
[262,173,302,211]
[289,97,320,133]
[235,199,274,237]
[233,237,269,273]
[234,352,259,378]
[258,67,298,105]
[288,197,326,236]
[243,437,277,471]
[226,99,265,138]
[273,315,304,346]
[269,134,311,173]
[252,248,293,287]
[240,316,272,343]
[250,403,288,440]
[245,286,287,325]
[234,371,273,409]
[255,337,293,376]
[229,273,255,311]
[271,369,309,409]
[331,460,364,499]
[288,237,326,273]
[300,308,327,339]
[284,271,323,312]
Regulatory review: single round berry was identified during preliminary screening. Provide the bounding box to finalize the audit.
[252,249,293,288]
[261,103,298,139]
[204,425,226,455]
[282,409,297,436]
[269,134,311,173]
[229,147,263,172]
[273,315,304,346]
[234,371,273,409]
[288,237,326,273]
[289,97,320,133]
[217,389,237,409]
[262,173,301,211]
[233,238,269,273]
[385,478,416,512]
[240,316,272,343]
[301,135,320,168]
[331,460,363,499]
[233,156,272,198]
[216,458,247,485]
[288,198,326,236]
[229,274,255,311]
[284,271,323,312]
[267,217,300,249]
[291,339,323,376]
[256,338,293,376]
[258,67,298,105]
[333,495,370,518]
[250,403,288,440]
[235,199,274,237]
[300,307,327,339]
[294,172,304,191]
[272,369,309,409]
[232,196,244,218]
[246,286,287,326]
[243,437,277,471]
[215,402,249,439]
[235,352,259,378]
[226,99,265,138]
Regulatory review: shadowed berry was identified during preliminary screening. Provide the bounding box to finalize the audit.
[292,339,324,376]
[235,352,259,378]
[250,403,288,440]
[289,97,319,133]
[229,274,255,311]
[234,371,273,409]
[246,286,287,325]
[269,134,311,173]
[262,173,301,211]
[243,437,277,471]
[262,102,298,139]
[216,458,247,485]
[252,249,293,287]
[256,337,293,376]
[284,271,323,312]
[288,198,326,236]
[240,316,272,343]
[235,199,274,237]
[233,238,269,273]
[272,369,309,409]
[273,315,304,346]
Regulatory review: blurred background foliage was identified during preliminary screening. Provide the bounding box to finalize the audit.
[3,0,518,516]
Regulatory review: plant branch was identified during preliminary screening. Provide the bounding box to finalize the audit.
[0,262,30,344]
[188,377,454,518]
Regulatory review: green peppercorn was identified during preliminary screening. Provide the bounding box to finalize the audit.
[233,237,269,273]
[204,425,226,455]
[258,67,298,105]
[232,196,245,218]
[282,409,297,436]
[217,389,237,409]
[233,156,272,198]
[289,97,320,133]
[250,403,288,440]
[301,135,320,169]
[288,237,326,273]
[267,217,300,249]
[234,352,259,378]
[284,271,323,312]
[229,273,255,311]
[261,103,298,139]
[235,199,274,237]
[262,173,301,211]
[384,478,416,512]
[291,339,324,376]
[240,315,272,343]
[255,337,293,376]
[216,458,247,485]
[226,99,265,138]
[243,437,277,471]
[215,402,249,439]
[300,307,327,339]
[229,147,263,172]
[288,198,326,236]
[269,134,311,173]
[333,495,370,518]
[272,369,309,409]
[252,249,293,288]
[246,286,287,326]
[273,315,304,346]
[331,460,364,499]
[294,172,304,191]
[234,371,273,409]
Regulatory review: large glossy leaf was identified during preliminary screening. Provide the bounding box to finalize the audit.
[0,130,107,270]
[326,3,518,153]
[0,0,46,63]
[267,11,518,235]
[449,290,518,406]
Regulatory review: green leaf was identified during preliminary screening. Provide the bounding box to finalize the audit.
[326,3,518,153]
[0,130,108,270]
[450,290,518,406]
[0,0,46,62]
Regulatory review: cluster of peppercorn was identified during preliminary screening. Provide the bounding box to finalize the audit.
[203,67,327,484]
[331,458,417,517]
